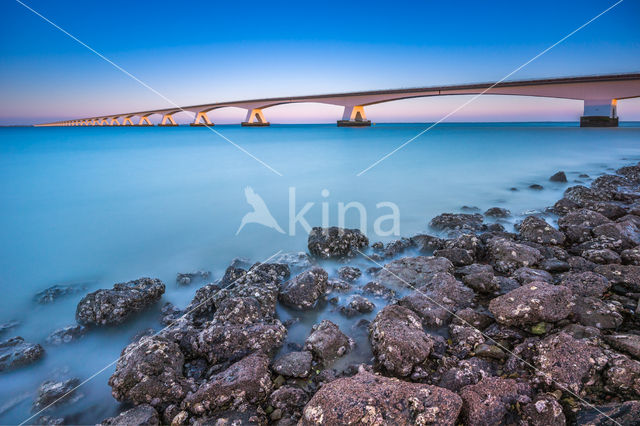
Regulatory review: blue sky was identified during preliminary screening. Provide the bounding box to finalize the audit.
[1,0,639,124]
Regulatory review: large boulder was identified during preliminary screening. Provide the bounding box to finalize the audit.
[271,350,313,378]
[101,404,160,426]
[604,353,640,397]
[0,336,44,371]
[307,227,369,259]
[182,352,272,415]
[518,216,566,245]
[76,278,165,326]
[559,271,610,297]
[487,238,543,274]
[605,334,640,360]
[594,264,640,292]
[376,256,454,288]
[278,267,328,310]
[459,377,532,426]
[304,320,353,365]
[430,212,484,232]
[369,305,434,376]
[108,335,191,408]
[488,282,573,326]
[575,401,640,425]
[300,369,462,425]
[557,209,611,244]
[32,378,82,411]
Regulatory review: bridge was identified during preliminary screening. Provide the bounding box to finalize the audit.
[36,73,640,128]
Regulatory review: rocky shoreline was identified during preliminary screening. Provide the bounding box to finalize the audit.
[3,162,640,425]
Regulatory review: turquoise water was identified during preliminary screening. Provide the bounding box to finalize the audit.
[1,123,639,423]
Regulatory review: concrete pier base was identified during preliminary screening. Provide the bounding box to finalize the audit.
[337,120,371,127]
[580,116,619,127]
[158,124,179,127]
[241,122,270,127]
[189,123,214,127]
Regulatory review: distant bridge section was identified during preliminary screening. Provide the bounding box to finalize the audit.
[37,73,640,128]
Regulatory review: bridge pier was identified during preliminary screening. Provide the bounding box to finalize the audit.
[191,111,214,127]
[159,113,179,127]
[337,105,371,127]
[122,116,134,126]
[138,115,153,126]
[110,117,121,126]
[242,108,269,127]
[580,99,618,127]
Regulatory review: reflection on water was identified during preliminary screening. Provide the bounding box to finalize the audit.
[1,123,639,423]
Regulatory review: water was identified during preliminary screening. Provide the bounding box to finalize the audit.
[1,123,639,423]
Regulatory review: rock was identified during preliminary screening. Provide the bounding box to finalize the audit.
[487,238,543,274]
[512,267,553,284]
[176,270,210,286]
[32,378,82,411]
[582,248,621,264]
[376,256,454,288]
[369,305,434,376]
[438,357,496,392]
[300,369,462,426]
[101,404,159,425]
[553,198,580,216]
[488,282,573,326]
[430,212,484,232]
[160,302,182,326]
[621,248,640,265]
[45,325,87,345]
[484,207,511,218]
[340,295,374,317]
[33,283,88,304]
[533,332,608,393]
[326,278,351,293]
[572,296,623,329]
[575,400,640,425]
[518,216,566,245]
[269,386,308,420]
[0,336,44,372]
[279,267,328,310]
[521,393,566,426]
[379,237,414,257]
[76,278,165,326]
[307,227,369,259]
[474,343,506,360]
[212,297,263,325]
[0,320,19,337]
[529,184,544,190]
[559,271,610,297]
[272,252,313,273]
[459,377,531,426]
[594,264,640,291]
[539,258,570,273]
[362,281,396,300]
[183,352,272,415]
[193,320,286,365]
[411,234,445,252]
[434,248,474,266]
[462,271,498,294]
[557,208,611,244]
[337,266,361,282]
[271,351,313,378]
[604,333,640,360]
[452,308,493,330]
[108,335,191,408]
[549,171,568,182]
[398,272,474,327]
[304,320,352,365]
[604,353,640,397]
[592,218,640,250]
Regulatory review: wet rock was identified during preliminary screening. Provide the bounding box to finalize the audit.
[307,227,369,259]
[379,237,414,257]
[567,255,597,272]
[212,297,263,325]
[183,352,272,415]
[337,266,361,282]
[604,333,640,360]
[272,251,313,273]
[300,369,462,425]
[521,393,566,426]
[230,257,251,269]
[193,320,286,365]
[362,281,396,300]
[553,198,580,216]
[533,332,608,393]
[559,271,610,297]
[529,184,544,190]
[621,247,640,265]
[575,400,640,426]
[184,283,220,323]
[488,282,573,326]
[176,270,210,286]
[376,256,454,288]
[604,353,640,397]
[557,208,611,244]
[518,216,566,245]
[32,378,82,411]
[269,386,308,420]
[340,295,374,317]
[487,238,543,274]
[549,171,568,182]
[271,351,313,378]
[462,271,498,294]
[369,305,434,376]
[438,357,496,392]
[582,248,622,264]
[430,212,484,232]
[434,248,474,266]
[539,258,571,273]
[398,272,474,327]
[279,268,328,310]
[76,278,165,326]
[0,320,19,337]
[459,377,531,426]
[474,343,506,360]
[0,336,44,372]
[572,296,623,329]
[33,283,88,304]
[512,267,553,284]
[411,234,445,252]
[449,323,484,354]
[594,264,640,291]
[452,308,493,330]
[304,320,353,365]
[326,278,351,293]
[592,218,640,250]
[101,404,160,425]
[456,263,494,276]
[484,207,511,218]
[45,325,87,345]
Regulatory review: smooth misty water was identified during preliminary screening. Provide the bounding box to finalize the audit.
[1,123,639,424]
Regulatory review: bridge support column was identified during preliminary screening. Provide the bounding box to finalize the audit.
[122,116,134,126]
[110,117,121,126]
[159,113,179,127]
[138,116,153,126]
[191,111,214,127]
[242,108,269,127]
[580,99,618,127]
[338,105,371,127]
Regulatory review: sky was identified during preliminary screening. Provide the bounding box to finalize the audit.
[1,0,639,125]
